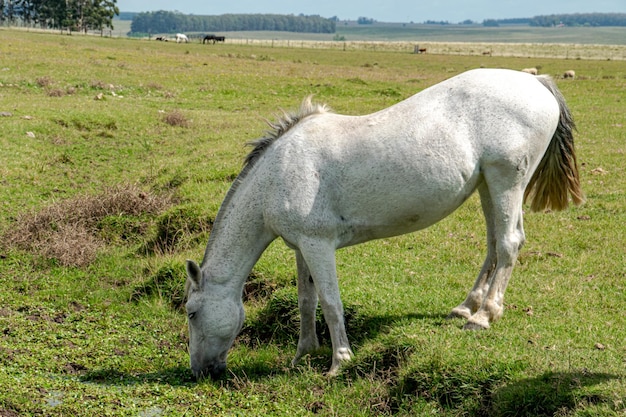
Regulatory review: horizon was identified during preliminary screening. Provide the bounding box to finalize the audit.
[116,9,624,25]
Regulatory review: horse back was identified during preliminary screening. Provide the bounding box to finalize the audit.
[257,69,561,246]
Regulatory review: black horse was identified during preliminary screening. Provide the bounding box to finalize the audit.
[203,35,225,44]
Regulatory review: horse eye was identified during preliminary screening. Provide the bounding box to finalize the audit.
[188,312,196,320]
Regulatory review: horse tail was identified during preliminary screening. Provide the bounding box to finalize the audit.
[524,75,585,212]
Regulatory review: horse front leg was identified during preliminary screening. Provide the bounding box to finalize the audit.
[298,239,353,375]
[292,250,320,366]
[449,183,496,320]
[465,186,526,330]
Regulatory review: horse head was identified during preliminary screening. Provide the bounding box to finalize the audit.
[185,260,245,379]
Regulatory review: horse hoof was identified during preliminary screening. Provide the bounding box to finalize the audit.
[447,307,471,320]
[447,311,467,320]
[463,321,488,331]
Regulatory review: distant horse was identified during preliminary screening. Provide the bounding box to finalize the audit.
[175,33,189,43]
[155,36,167,41]
[522,67,538,75]
[564,70,576,79]
[203,34,225,44]
[184,68,583,380]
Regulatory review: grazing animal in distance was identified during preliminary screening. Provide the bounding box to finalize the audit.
[176,33,189,43]
[184,68,584,380]
[522,67,538,75]
[564,70,576,79]
[203,34,225,44]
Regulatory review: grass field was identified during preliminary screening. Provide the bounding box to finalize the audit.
[0,29,625,416]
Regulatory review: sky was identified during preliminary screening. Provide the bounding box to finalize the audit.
[116,0,625,23]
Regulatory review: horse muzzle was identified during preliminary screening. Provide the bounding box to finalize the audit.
[192,361,226,381]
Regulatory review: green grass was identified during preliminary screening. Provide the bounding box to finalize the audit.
[0,29,625,416]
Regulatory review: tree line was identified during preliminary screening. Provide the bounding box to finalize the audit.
[0,0,119,33]
[528,13,626,27]
[130,11,336,35]
[484,13,626,27]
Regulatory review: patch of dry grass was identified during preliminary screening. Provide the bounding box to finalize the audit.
[162,110,189,127]
[2,184,172,267]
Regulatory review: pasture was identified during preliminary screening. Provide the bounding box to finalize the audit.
[0,29,624,416]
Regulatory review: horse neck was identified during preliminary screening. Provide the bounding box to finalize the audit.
[200,175,273,291]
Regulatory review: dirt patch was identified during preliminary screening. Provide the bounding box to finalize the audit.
[0,408,22,417]
[2,184,172,267]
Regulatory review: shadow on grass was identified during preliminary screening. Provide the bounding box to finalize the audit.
[240,286,450,349]
[392,365,623,416]
[489,370,623,417]
[80,310,448,387]
[80,366,196,387]
[80,360,293,387]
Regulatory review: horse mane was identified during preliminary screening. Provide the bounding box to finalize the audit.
[196,96,330,269]
[244,96,330,168]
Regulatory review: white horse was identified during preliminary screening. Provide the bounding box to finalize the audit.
[175,33,189,43]
[184,68,583,379]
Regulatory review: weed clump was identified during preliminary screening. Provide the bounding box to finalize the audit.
[162,110,189,128]
[47,88,65,97]
[241,287,362,348]
[140,204,213,255]
[243,287,300,345]
[36,76,54,88]
[2,184,172,267]
[392,359,516,415]
[132,260,186,310]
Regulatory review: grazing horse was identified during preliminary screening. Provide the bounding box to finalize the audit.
[203,34,225,44]
[522,67,538,75]
[175,33,189,43]
[184,68,583,380]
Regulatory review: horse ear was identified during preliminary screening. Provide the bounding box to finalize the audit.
[186,260,202,288]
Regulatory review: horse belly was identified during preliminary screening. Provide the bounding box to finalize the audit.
[334,161,479,245]
[285,134,482,246]
[263,106,480,247]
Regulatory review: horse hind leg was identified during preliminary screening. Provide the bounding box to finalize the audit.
[449,183,497,320]
[464,180,526,330]
[292,250,320,366]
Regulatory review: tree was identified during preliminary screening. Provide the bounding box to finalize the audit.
[357,16,375,24]
[82,0,119,34]
[0,0,118,32]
